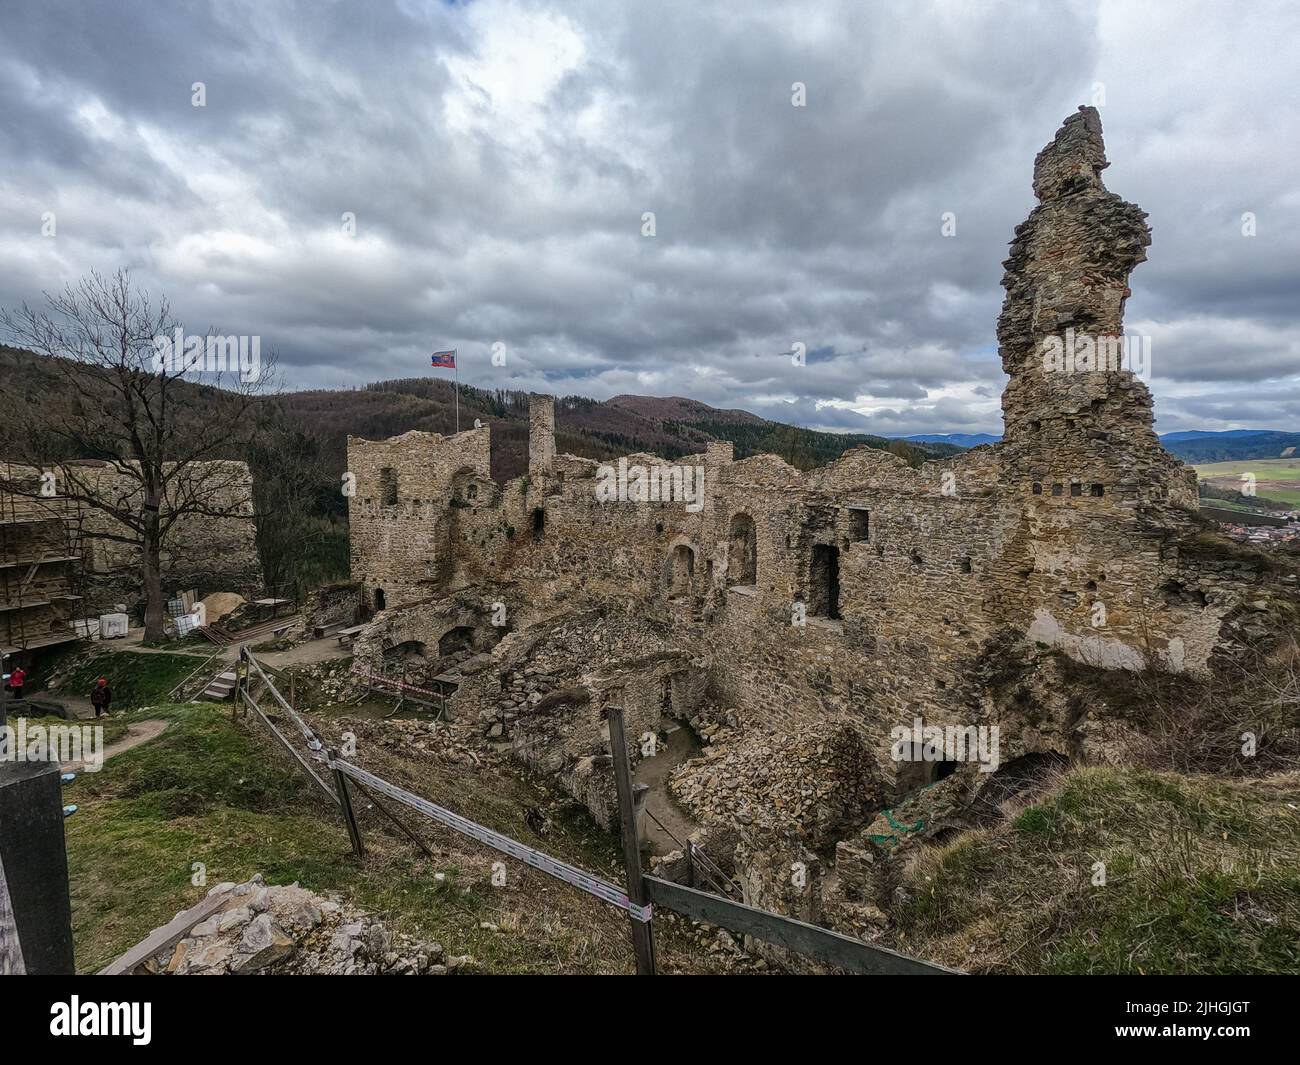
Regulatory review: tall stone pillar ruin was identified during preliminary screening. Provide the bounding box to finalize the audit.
[997,106,1173,504]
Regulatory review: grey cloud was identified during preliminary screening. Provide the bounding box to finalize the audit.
[0,0,1296,437]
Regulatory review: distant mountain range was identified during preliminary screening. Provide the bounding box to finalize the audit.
[902,433,1002,448]
[3,344,1293,476]
[1157,430,1300,463]
[905,428,1300,463]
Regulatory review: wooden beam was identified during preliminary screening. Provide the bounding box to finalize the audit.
[607,706,656,975]
[99,890,233,975]
[643,876,958,975]
[238,688,337,805]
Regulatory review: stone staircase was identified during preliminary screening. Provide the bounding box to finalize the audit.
[200,670,238,702]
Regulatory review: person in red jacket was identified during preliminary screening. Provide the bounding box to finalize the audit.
[8,664,26,701]
[90,677,113,718]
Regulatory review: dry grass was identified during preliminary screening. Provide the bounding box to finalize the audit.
[894,766,1300,974]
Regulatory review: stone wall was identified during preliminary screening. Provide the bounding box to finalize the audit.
[77,460,261,613]
[347,427,492,610]
[343,109,1276,889]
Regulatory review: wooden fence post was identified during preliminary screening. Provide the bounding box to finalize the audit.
[330,748,365,860]
[606,706,656,975]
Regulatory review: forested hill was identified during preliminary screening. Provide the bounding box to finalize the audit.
[0,346,959,485]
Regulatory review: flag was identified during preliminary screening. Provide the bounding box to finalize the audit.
[431,349,456,369]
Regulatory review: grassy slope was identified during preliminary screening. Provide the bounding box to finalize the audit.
[38,648,208,709]
[65,701,726,975]
[896,767,1300,974]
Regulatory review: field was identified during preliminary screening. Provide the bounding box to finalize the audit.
[1195,457,1300,508]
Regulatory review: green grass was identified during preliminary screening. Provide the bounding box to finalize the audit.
[896,767,1300,974]
[41,649,208,710]
[63,701,725,975]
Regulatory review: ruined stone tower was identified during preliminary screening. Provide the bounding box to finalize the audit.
[997,106,1175,506]
[528,393,556,477]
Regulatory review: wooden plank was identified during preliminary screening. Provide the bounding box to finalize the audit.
[642,875,958,975]
[330,748,365,860]
[98,890,232,975]
[0,851,25,975]
[607,706,656,975]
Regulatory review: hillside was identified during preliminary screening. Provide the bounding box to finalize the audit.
[1162,430,1300,463]
[0,346,960,485]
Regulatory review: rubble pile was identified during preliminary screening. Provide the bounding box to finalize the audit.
[670,722,882,845]
[297,659,361,703]
[330,716,483,767]
[151,876,469,975]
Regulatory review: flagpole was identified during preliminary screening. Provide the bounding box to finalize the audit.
[454,349,459,434]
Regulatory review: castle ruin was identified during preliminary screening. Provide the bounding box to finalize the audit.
[342,109,1267,926]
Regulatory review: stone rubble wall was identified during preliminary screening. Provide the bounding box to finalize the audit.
[347,427,491,608]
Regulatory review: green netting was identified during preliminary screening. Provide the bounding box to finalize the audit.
[867,807,926,847]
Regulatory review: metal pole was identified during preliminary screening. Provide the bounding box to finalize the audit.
[606,705,656,975]
[454,352,460,435]
[330,748,365,860]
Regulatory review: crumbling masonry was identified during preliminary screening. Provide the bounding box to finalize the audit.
[343,109,1274,933]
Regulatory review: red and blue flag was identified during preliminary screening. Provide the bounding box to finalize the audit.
[431,349,456,369]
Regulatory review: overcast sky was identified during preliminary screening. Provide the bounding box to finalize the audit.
[1,0,1296,436]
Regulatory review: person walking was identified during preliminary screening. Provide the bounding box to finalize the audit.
[90,677,113,718]
[8,664,26,702]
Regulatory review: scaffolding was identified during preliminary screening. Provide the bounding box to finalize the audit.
[0,462,86,659]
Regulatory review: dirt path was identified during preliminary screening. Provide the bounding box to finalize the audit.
[635,725,702,855]
[63,719,168,772]
[108,628,350,670]
[110,629,216,657]
[259,639,354,669]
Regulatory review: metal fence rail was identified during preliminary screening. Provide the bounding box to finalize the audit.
[235,648,954,976]
[331,758,650,921]
[644,876,956,975]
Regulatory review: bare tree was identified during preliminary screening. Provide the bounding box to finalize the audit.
[0,270,276,641]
